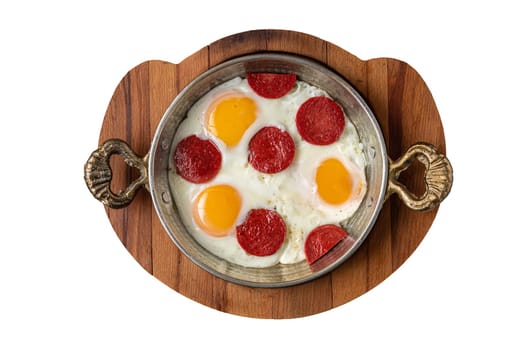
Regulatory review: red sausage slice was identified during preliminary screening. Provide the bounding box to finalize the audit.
[304,224,349,264]
[173,135,222,184]
[248,126,295,174]
[236,209,286,256]
[247,73,296,99]
[296,96,345,145]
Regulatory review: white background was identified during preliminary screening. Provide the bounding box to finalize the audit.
[1,1,523,349]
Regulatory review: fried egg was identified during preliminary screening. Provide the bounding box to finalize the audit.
[170,77,367,267]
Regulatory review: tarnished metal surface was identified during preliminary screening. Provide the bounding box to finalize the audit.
[84,139,148,209]
[388,143,453,211]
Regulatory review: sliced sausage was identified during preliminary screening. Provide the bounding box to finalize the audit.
[173,135,222,184]
[248,126,295,174]
[304,224,349,264]
[296,96,345,145]
[236,209,286,256]
[247,73,296,99]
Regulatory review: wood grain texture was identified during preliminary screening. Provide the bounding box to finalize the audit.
[96,30,446,319]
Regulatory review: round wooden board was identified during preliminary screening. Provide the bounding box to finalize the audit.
[96,30,446,319]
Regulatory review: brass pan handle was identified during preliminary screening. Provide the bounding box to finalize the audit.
[84,139,148,209]
[387,142,453,211]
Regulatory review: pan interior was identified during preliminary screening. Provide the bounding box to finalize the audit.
[149,53,388,287]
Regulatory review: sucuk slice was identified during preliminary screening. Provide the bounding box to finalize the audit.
[173,135,222,184]
[296,96,345,145]
[304,224,349,264]
[247,73,296,99]
[236,209,286,257]
[248,126,295,174]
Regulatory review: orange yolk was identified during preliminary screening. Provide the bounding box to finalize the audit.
[193,184,241,237]
[315,158,352,205]
[207,95,256,146]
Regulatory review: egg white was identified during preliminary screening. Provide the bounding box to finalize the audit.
[170,77,367,267]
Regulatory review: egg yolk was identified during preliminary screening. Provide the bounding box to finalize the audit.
[207,95,256,146]
[315,158,352,205]
[193,184,242,237]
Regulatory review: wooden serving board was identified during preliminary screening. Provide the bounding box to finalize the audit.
[97,30,446,319]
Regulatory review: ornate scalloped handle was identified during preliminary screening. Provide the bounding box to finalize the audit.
[387,142,453,211]
[84,139,148,209]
